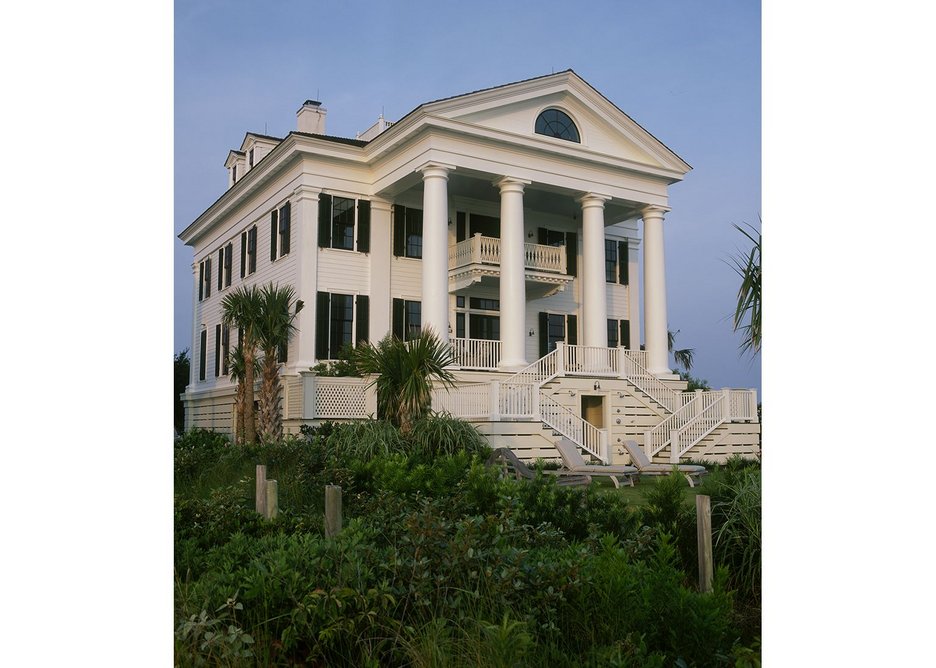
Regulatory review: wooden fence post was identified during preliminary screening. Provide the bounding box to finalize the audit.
[696,494,713,593]
[265,479,278,520]
[325,485,342,537]
[255,465,267,517]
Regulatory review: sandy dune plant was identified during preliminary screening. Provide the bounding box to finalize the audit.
[353,329,456,434]
[729,221,761,357]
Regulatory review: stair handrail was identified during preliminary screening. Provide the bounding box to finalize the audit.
[538,391,606,462]
[617,349,681,413]
[501,346,560,387]
[670,392,729,462]
[643,390,725,459]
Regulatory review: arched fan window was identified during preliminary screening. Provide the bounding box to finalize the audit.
[534,108,580,143]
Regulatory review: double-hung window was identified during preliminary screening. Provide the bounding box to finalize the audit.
[318,194,370,252]
[240,225,257,278]
[392,205,423,258]
[270,202,291,261]
[198,258,211,301]
[315,291,370,359]
[217,243,232,291]
[199,329,207,381]
[607,319,632,349]
[537,311,577,357]
[392,298,422,340]
[605,239,629,285]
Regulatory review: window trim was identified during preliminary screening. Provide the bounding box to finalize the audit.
[534,107,581,143]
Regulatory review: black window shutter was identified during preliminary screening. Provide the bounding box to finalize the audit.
[270,209,278,262]
[456,211,466,242]
[620,320,631,350]
[224,243,232,286]
[199,330,207,380]
[222,327,230,374]
[538,227,548,245]
[280,202,291,254]
[318,194,332,248]
[538,312,548,358]
[566,314,577,345]
[392,298,405,340]
[565,232,577,276]
[248,227,257,273]
[357,200,370,253]
[240,232,247,278]
[217,249,224,291]
[392,205,406,256]
[198,262,204,301]
[619,241,628,285]
[355,294,370,344]
[315,292,330,359]
[215,324,221,377]
[205,258,211,298]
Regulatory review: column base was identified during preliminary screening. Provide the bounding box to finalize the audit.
[497,359,528,372]
[650,370,680,380]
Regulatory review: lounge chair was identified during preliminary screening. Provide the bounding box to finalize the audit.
[621,440,708,487]
[553,438,638,489]
[486,447,592,487]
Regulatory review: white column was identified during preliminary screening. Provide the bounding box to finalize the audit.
[190,262,199,389]
[368,198,393,341]
[642,205,671,375]
[578,193,611,348]
[291,185,321,371]
[496,176,531,370]
[418,162,455,343]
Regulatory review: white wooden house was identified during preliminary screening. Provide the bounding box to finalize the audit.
[179,71,759,465]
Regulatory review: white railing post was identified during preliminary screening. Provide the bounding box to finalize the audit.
[721,388,731,421]
[532,387,541,418]
[490,381,501,420]
[643,430,652,458]
[750,389,758,422]
[671,430,680,464]
[555,342,565,376]
[471,233,481,263]
[599,430,609,464]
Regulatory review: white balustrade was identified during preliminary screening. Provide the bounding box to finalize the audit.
[671,395,727,462]
[539,392,605,462]
[618,349,680,412]
[431,383,491,419]
[450,338,501,370]
[728,389,758,421]
[448,234,568,274]
[562,344,619,376]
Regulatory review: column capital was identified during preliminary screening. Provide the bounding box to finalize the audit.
[292,184,322,201]
[416,161,456,179]
[368,197,394,213]
[641,204,670,220]
[494,176,531,193]
[576,192,612,208]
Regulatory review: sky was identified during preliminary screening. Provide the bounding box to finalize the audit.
[174,0,762,391]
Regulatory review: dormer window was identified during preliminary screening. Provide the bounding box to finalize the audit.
[535,108,580,143]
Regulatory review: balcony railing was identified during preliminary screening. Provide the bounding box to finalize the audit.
[450,337,501,370]
[449,233,566,274]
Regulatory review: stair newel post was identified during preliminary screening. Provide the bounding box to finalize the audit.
[643,430,653,458]
[721,388,731,421]
[471,232,482,263]
[556,342,565,376]
[599,430,609,464]
[490,381,501,420]
[671,430,680,464]
[694,389,703,419]
[532,386,540,419]
[750,388,757,421]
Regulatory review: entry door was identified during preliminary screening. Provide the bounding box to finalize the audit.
[581,395,604,429]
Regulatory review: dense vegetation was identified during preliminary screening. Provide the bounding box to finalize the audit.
[175,421,761,666]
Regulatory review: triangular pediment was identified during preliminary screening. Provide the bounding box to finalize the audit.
[420,71,690,175]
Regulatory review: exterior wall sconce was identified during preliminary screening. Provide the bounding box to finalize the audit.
[527,231,534,238]
[569,390,576,397]
[593,381,601,391]
[528,328,535,337]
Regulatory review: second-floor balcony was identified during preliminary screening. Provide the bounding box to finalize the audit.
[448,233,573,295]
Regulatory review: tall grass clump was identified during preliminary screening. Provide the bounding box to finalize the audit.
[323,419,408,460]
[712,467,761,602]
[408,412,490,458]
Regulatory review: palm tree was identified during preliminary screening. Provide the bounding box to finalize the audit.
[729,222,761,357]
[228,343,262,445]
[221,285,263,444]
[668,329,695,373]
[353,328,456,434]
[255,284,304,442]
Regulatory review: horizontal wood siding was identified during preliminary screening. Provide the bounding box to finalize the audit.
[317,249,370,294]
[390,257,422,300]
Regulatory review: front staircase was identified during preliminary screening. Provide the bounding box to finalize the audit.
[433,343,758,465]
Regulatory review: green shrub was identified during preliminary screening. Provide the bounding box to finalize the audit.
[408,412,491,458]
[175,429,231,482]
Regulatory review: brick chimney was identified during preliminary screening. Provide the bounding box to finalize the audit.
[297,100,326,135]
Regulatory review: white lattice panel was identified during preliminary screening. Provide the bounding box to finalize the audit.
[314,381,369,418]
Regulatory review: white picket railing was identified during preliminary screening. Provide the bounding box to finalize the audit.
[499,382,536,418]
[728,389,759,421]
[562,344,619,376]
[643,390,722,459]
[501,346,560,388]
[450,338,501,370]
[538,391,606,462]
[448,234,567,274]
[671,394,729,463]
[618,349,681,413]
[431,383,491,419]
